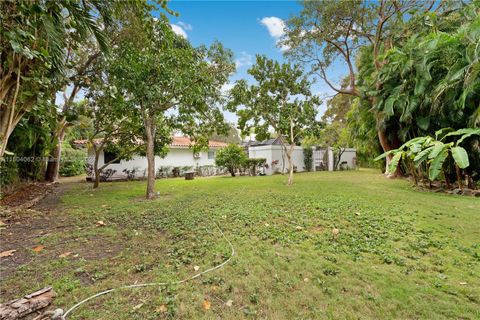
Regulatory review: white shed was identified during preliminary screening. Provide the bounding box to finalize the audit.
[247,139,356,175]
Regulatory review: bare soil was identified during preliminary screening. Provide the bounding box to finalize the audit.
[0,176,122,286]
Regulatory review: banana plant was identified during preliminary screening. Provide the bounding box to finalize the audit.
[375,128,480,185]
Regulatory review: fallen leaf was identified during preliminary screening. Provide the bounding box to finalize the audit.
[225,299,233,307]
[0,250,16,258]
[96,220,105,227]
[355,212,361,216]
[59,252,72,258]
[459,282,467,285]
[33,245,44,252]
[332,228,340,236]
[264,223,270,227]
[0,220,6,227]
[202,299,211,310]
[194,265,200,271]
[295,226,303,231]
[304,277,310,282]
[101,204,108,208]
[156,304,168,313]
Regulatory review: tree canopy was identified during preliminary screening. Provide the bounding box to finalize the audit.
[107,16,235,198]
[228,55,321,185]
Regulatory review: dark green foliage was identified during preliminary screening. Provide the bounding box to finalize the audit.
[1,111,55,185]
[59,143,86,177]
[244,158,267,175]
[375,128,480,186]
[303,148,313,172]
[215,144,247,177]
[355,4,480,175]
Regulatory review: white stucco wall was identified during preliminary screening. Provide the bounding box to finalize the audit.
[87,147,220,179]
[248,145,306,175]
[337,148,357,169]
[248,145,356,175]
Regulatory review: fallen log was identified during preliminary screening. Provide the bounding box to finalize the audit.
[0,287,55,320]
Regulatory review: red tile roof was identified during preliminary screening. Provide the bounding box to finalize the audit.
[73,136,228,148]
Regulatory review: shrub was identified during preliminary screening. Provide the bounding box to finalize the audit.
[244,158,267,176]
[303,148,313,171]
[59,143,86,177]
[0,160,20,188]
[215,144,247,177]
[157,166,174,178]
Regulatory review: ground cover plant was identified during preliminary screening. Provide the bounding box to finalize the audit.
[1,170,479,319]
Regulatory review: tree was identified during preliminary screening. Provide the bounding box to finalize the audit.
[215,144,247,177]
[228,55,321,185]
[282,0,449,173]
[82,70,146,189]
[110,17,235,199]
[43,2,167,182]
[0,0,112,158]
[356,3,480,176]
[322,77,355,124]
[318,122,350,170]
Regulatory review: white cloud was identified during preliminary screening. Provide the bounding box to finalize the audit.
[260,17,286,38]
[235,51,253,68]
[260,17,289,52]
[170,24,188,38]
[177,21,193,31]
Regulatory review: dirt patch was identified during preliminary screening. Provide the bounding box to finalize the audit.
[0,182,55,209]
[0,177,115,280]
[0,208,73,277]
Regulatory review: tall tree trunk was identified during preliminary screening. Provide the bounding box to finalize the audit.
[93,147,101,189]
[377,128,400,177]
[229,167,236,177]
[0,62,22,158]
[287,154,294,185]
[286,119,296,185]
[45,124,66,182]
[286,144,294,186]
[145,118,156,199]
[46,84,80,181]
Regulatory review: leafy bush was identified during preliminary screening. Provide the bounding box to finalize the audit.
[244,158,266,176]
[0,160,20,188]
[157,166,174,178]
[59,143,86,177]
[215,144,247,177]
[375,128,480,188]
[303,148,313,171]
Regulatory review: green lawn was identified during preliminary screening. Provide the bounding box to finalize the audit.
[2,169,479,319]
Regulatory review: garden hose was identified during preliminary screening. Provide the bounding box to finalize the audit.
[59,222,234,319]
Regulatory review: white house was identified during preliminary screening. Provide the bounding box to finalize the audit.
[246,137,356,175]
[74,136,228,180]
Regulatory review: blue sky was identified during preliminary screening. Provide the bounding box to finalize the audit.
[159,1,342,122]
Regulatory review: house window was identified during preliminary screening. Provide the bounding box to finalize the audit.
[104,151,120,164]
[208,151,215,159]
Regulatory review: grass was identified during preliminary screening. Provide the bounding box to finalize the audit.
[1,169,479,319]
